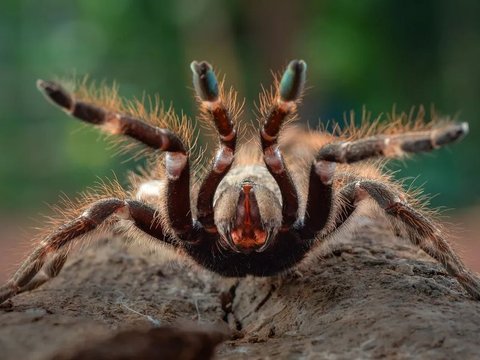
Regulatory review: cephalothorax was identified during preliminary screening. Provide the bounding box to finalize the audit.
[1,60,479,304]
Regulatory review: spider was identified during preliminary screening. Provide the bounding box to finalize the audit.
[1,60,479,305]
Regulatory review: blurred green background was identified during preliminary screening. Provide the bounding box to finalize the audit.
[1,0,479,218]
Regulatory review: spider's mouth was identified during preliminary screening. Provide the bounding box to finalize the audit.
[224,181,272,254]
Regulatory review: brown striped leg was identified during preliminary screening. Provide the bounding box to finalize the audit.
[9,250,68,298]
[316,122,469,163]
[0,199,168,304]
[331,180,480,300]
[190,61,237,232]
[261,60,307,229]
[37,80,186,152]
[37,80,193,237]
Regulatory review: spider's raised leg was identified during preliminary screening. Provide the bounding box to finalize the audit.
[303,121,469,235]
[37,81,193,236]
[190,61,239,231]
[0,199,169,304]
[261,60,307,228]
[316,122,469,163]
[330,180,480,300]
[37,80,186,152]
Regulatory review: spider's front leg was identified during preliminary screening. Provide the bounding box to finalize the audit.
[0,199,168,304]
[260,60,307,229]
[260,60,336,236]
[258,60,337,239]
[190,61,239,232]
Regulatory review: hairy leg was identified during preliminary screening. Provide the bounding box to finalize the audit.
[0,199,169,304]
[37,80,186,152]
[191,61,238,232]
[330,180,480,300]
[37,81,193,237]
[260,60,307,228]
[316,122,469,163]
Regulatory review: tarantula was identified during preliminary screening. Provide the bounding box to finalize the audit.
[1,60,479,305]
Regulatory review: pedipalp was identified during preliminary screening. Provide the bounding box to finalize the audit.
[191,61,239,232]
[260,60,307,229]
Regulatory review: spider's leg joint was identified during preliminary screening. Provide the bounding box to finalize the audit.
[79,198,127,225]
[165,152,188,180]
[219,128,236,143]
[205,102,236,143]
[260,129,277,143]
[263,145,285,174]
[314,160,336,185]
[102,113,124,135]
[114,202,133,220]
[158,129,172,151]
[353,181,369,205]
[213,146,234,174]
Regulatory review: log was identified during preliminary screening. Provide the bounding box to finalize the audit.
[1,216,479,359]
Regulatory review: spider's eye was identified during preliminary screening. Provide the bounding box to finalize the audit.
[190,60,219,102]
[279,59,307,101]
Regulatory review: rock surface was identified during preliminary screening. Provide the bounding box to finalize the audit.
[1,217,479,359]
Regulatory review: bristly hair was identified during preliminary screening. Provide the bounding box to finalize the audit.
[194,74,245,140]
[56,76,198,163]
[26,175,129,257]
[254,70,303,129]
[278,104,452,235]
[322,105,455,141]
[192,73,246,184]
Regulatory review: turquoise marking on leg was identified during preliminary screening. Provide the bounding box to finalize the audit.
[279,60,307,102]
[191,61,219,102]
